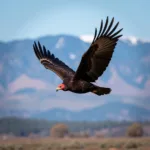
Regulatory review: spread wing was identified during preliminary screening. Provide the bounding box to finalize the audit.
[74,17,123,82]
[33,41,75,80]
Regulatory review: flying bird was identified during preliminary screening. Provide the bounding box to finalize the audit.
[33,17,123,96]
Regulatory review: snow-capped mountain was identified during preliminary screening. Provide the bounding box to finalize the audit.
[0,34,150,121]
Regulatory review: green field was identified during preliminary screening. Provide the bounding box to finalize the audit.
[0,137,150,150]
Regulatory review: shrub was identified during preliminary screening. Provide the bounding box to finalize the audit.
[124,141,138,149]
[50,123,69,138]
[126,122,143,137]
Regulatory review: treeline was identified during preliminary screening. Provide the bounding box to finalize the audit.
[0,117,53,136]
[0,117,150,136]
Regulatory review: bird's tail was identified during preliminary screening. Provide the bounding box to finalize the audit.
[91,86,111,96]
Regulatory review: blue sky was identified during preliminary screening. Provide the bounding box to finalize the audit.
[1,0,150,41]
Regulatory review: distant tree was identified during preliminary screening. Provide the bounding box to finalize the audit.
[50,123,69,138]
[127,122,144,137]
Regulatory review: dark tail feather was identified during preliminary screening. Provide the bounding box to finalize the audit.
[91,86,111,96]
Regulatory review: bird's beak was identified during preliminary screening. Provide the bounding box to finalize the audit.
[56,87,61,92]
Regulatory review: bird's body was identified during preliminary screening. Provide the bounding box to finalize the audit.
[62,78,110,95]
[63,77,93,93]
[33,17,123,96]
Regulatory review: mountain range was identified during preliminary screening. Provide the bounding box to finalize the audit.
[0,34,150,121]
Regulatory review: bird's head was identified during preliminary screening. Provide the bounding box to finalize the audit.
[56,83,66,92]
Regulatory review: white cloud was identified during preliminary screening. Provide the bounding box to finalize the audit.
[69,53,76,60]
[8,74,51,93]
[55,37,64,49]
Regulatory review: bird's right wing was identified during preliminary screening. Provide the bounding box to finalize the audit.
[33,41,75,80]
[74,17,123,82]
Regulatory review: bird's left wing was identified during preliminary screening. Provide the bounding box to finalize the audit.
[33,41,75,80]
[74,17,123,82]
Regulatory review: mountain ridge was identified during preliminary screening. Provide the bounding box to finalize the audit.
[0,34,149,121]
[32,101,150,121]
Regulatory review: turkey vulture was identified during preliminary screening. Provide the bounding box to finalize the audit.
[33,17,123,96]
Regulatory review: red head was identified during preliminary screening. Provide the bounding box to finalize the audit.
[56,83,65,91]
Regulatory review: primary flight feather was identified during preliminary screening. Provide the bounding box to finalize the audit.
[33,17,123,96]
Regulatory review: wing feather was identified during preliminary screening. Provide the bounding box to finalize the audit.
[101,16,109,36]
[33,41,75,80]
[74,17,123,82]
[97,20,103,38]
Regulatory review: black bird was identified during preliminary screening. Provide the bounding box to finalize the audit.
[33,17,123,96]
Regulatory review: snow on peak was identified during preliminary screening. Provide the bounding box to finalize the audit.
[79,35,93,43]
[80,35,138,45]
[120,36,150,45]
[80,35,150,45]
[120,36,138,45]
[69,53,76,60]
[135,75,144,84]
[55,37,65,49]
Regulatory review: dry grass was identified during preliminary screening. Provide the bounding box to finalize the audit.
[0,137,150,150]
